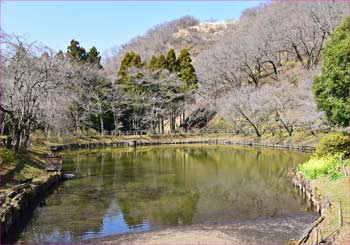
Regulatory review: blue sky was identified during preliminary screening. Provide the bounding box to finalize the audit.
[2,1,264,55]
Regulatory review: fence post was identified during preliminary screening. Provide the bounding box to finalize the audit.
[338,200,343,227]
[340,155,348,176]
[314,228,318,244]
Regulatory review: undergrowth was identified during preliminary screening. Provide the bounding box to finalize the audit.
[299,153,348,180]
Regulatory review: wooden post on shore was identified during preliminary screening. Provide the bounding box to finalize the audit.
[340,155,348,176]
[338,200,343,227]
[314,228,318,244]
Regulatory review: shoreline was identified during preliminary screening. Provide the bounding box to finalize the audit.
[83,213,318,244]
[49,139,316,153]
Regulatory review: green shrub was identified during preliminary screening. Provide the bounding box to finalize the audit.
[312,17,350,126]
[315,132,350,157]
[299,153,344,180]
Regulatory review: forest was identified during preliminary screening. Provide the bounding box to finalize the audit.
[1,1,350,152]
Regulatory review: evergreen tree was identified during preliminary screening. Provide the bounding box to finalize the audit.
[177,49,197,88]
[87,46,102,68]
[313,17,350,126]
[132,52,142,68]
[166,49,178,72]
[117,51,143,84]
[157,54,167,69]
[148,55,159,70]
[67,39,87,62]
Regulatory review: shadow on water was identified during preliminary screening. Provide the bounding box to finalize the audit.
[15,145,316,244]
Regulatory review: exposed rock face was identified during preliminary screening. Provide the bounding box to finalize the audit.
[170,20,236,57]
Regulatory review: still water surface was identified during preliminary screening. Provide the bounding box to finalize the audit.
[18,145,313,243]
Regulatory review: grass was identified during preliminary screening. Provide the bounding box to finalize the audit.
[308,176,350,244]
[297,131,350,243]
[0,148,47,189]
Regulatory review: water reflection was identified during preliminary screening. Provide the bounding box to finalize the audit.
[18,146,311,243]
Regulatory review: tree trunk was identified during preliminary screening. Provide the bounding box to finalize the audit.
[279,119,293,137]
[172,113,176,132]
[0,113,5,135]
[170,112,176,132]
[182,110,186,127]
[157,117,161,134]
[161,117,164,134]
[22,131,30,150]
[14,127,21,152]
[239,109,261,137]
[6,136,12,149]
[292,43,304,67]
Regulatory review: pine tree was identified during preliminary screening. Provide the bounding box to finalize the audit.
[130,51,142,68]
[117,51,143,84]
[177,49,197,88]
[166,49,178,72]
[87,46,102,68]
[117,52,131,83]
[67,39,87,62]
[313,17,350,126]
[148,55,159,70]
[157,54,167,69]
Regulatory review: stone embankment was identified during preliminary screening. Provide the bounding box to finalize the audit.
[1,171,62,244]
[50,140,315,152]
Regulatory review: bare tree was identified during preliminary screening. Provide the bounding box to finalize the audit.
[220,86,274,137]
[1,34,62,151]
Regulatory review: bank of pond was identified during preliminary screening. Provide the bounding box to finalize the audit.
[13,145,318,244]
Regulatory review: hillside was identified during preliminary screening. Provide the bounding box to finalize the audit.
[169,20,236,56]
[103,17,235,78]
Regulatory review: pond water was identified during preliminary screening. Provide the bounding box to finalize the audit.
[17,145,315,243]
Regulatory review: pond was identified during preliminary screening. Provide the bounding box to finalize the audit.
[17,145,316,243]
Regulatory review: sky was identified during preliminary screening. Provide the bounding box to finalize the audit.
[2,1,264,55]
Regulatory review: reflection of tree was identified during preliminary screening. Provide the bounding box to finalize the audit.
[114,150,201,228]
[117,189,200,228]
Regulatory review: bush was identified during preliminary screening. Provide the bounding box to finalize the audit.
[315,132,350,157]
[312,17,350,126]
[299,153,344,180]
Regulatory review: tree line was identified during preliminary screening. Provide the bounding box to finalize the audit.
[1,1,349,151]
[0,34,198,151]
